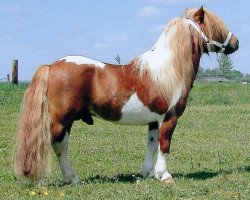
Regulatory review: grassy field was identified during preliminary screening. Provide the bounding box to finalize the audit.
[0,83,249,199]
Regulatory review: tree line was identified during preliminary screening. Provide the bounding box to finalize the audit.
[196,54,250,83]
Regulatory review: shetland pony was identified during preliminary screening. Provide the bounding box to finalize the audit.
[14,6,239,185]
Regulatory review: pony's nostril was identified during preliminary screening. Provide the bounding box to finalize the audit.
[234,40,239,51]
[236,40,239,48]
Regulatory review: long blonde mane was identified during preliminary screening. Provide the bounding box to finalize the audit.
[136,8,229,106]
[186,8,229,42]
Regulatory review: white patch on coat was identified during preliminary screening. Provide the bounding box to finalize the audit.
[137,23,177,77]
[53,132,79,184]
[58,56,106,68]
[137,20,185,107]
[118,93,164,125]
[142,128,158,178]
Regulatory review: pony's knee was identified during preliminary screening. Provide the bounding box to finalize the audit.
[51,123,66,143]
[159,142,171,154]
[159,133,172,153]
[53,132,69,155]
[158,117,177,154]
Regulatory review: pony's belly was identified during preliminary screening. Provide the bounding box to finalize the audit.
[118,111,162,125]
[117,93,164,125]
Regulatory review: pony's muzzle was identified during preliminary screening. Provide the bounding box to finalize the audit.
[224,35,239,54]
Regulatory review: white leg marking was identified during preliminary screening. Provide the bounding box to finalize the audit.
[154,145,172,181]
[53,132,79,184]
[142,129,158,178]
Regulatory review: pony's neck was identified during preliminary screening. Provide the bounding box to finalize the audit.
[137,18,202,104]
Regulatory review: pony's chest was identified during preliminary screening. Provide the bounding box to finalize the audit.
[118,94,164,125]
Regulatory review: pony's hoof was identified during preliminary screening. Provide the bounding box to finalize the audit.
[164,178,175,186]
[71,176,80,185]
[142,167,155,178]
[35,179,45,187]
[61,178,79,186]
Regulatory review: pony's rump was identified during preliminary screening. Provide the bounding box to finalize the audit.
[14,65,52,180]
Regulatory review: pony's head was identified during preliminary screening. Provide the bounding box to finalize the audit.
[186,6,239,54]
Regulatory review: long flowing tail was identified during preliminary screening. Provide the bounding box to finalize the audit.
[14,65,51,180]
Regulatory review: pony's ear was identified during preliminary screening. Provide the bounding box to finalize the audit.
[194,6,205,24]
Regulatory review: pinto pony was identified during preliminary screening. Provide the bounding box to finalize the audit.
[14,6,239,185]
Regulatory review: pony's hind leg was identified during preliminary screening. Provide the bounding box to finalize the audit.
[142,122,158,178]
[53,130,79,185]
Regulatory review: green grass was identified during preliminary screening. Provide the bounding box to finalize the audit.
[0,82,249,199]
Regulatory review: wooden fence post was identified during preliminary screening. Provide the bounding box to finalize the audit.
[7,74,10,82]
[12,60,18,84]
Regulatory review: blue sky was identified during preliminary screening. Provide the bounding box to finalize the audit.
[0,0,249,80]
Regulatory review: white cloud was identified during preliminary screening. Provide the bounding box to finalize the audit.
[138,6,159,17]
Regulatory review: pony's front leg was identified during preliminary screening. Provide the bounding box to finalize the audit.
[142,122,158,178]
[154,114,177,182]
[53,132,79,185]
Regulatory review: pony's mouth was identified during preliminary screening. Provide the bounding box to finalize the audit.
[224,39,239,55]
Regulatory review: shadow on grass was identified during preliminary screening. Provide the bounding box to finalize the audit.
[54,165,249,186]
[173,171,218,180]
[82,173,143,184]
[173,165,250,180]
[82,165,250,184]
[49,173,143,187]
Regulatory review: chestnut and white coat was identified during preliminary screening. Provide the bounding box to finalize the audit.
[14,6,239,185]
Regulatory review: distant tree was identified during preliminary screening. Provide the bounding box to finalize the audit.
[115,55,121,64]
[242,74,250,83]
[196,55,245,83]
[196,66,204,81]
[203,68,220,76]
[217,54,233,79]
[230,70,243,82]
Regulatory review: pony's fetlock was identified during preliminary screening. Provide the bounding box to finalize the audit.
[62,174,79,185]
